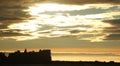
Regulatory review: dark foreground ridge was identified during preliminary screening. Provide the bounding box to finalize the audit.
[0,49,120,66]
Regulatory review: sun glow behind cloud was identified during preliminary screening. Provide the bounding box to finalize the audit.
[0,0,120,62]
[1,3,119,42]
[26,3,90,16]
[9,20,43,32]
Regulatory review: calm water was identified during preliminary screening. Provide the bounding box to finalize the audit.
[52,52,120,62]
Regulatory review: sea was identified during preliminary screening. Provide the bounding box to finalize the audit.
[52,52,120,62]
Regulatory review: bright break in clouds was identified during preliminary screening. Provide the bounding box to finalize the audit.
[0,0,120,42]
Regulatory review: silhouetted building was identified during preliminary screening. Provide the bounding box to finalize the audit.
[0,49,51,64]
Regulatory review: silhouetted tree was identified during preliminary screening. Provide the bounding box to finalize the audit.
[24,49,27,53]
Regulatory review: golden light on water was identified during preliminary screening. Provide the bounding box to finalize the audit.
[52,53,120,62]
[51,48,120,62]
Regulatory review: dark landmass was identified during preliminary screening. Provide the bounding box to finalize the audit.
[0,49,51,64]
[0,49,120,66]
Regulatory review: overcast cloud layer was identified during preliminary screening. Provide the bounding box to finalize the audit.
[0,0,120,42]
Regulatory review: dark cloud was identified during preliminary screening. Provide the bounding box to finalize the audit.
[0,5,31,20]
[104,34,120,40]
[0,24,8,29]
[103,25,120,34]
[70,30,80,33]
[103,19,120,27]
[0,17,24,21]
[102,19,120,40]
[1,0,119,6]
[103,19,120,24]
[0,0,36,30]
[104,29,120,34]
[46,0,120,5]
[0,5,27,10]
[70,30,86,33]
[113,15,120,19]
[0,0,46,17]
[0,30,30,37]
[0,0,46,6]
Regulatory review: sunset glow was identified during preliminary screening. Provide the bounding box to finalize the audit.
[27,3,90,16]
[0,0,120,62]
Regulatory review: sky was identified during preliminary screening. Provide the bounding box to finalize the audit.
[0,0,120,52]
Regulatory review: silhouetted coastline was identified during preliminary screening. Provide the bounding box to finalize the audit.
[0,49,120,66]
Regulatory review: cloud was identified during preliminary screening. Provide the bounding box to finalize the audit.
[0,20,28,29]
[0,0,45,6]
[70,30,85,34]
[104,28,120,34]
[40,8,106,16]
[0,24,8,29]
[99,19,120,41]
[104,34,120,40]
[0,30,30,37]
[1,0,120,6]
[0,0,119,42]
[27,3,119,15]
[0,13,117,42]
[45,0,120,5]
[80,19,120,42]
[0,29,37,41]
[0,17,24,20]
[102,19,120,34]
[0,1,32,30]
[103,19,120,27]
